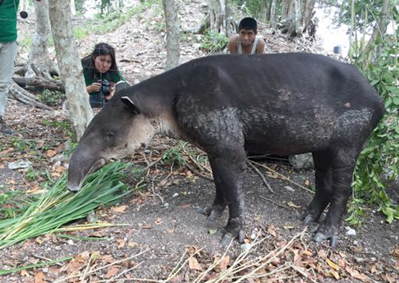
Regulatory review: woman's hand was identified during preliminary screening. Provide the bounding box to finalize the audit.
[87,82,101,93]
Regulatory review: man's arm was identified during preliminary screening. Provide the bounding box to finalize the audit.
[257,37,266,54]
[227,34,239,54]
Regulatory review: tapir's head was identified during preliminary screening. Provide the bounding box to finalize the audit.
[67,88,155,192]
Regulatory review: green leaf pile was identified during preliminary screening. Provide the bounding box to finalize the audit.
[0,162,131,250]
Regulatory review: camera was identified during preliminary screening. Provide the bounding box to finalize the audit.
[98,80,111,96]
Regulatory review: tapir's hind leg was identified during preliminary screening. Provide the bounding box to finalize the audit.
[313,146,360,247]
[302,151,333,225]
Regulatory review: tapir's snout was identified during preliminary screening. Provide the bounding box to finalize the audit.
[67,146,107,192]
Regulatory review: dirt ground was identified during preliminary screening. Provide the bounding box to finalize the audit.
[1,0,399,282]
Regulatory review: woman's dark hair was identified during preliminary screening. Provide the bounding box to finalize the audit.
[81,42,119,79]
[238,17,258,33]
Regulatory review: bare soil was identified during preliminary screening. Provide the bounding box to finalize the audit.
[0,1,398,282]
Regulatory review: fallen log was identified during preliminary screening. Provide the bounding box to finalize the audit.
[12,76,64,92]
[9,81,52,110]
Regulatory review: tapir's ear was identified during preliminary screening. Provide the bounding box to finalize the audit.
[121,96,141,114]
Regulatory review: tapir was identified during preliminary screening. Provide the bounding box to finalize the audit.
[68,53,384,247]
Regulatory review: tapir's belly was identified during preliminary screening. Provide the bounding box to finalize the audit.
[240,110,334,155]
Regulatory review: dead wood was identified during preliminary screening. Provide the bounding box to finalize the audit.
[9,80,52,110]
[12,76,64,92]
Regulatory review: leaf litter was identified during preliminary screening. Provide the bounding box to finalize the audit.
[0,0,398,282]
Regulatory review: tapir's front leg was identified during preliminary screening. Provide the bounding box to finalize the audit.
[208,149,247,245]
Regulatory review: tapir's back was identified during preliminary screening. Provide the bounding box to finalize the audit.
[169,53,384,155]
[180,53,381,114]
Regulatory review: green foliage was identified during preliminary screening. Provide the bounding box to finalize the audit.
[350,29,399,224]
[91,0,160,34]
[163,142,186,168]
[25,167,46,182]
[11,137,36,153]
[38,89,66,106]
[201,30,229,53]
[42,119,74,138]
[0,162,131,250]
[0,189,38,219]
[73,26,90,40]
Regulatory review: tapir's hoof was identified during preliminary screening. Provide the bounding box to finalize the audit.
[197,205,225,222]
[220,230,245,246]
[313,223,339,247]
[303,214,315,225]
[313,232,338,247]
[301,210,321,225]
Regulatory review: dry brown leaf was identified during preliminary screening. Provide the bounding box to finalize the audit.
[142,224,152,229]
[34,271,46,283]
[330,270,340,280]
[267,225,277,237]
[266,171,279,179]
[20,270,29,277]
[155,217,162,225]
[304,179,310,186]
[188,257,202,270]
[219,255,230,271]
[128,241,138,247]
[117,239,125,249]
[0,148,14,155]
[287,201,301,209]
[101,255,114,263]
[104,266,120,279]
[55,166,66,174]
[345,266,369,281]
[318,249,327,259]
[338,258,346,268]
[167,228,174,234]
[111,205,128,213]
[303,250,313,256]
[327,258,340,271]
[46,149,57,158]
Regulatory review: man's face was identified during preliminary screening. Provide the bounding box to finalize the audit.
[239,29,256,47]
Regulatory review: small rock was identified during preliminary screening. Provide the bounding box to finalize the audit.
[241,243,251,252]
[172,193,179,198]
[164,203,169,208]
[67,239,74,245]
[284,186,295,192]
[345,226,356,236]
[8,161,32,170]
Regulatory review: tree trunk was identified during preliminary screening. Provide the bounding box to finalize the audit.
[259,0,270,23]
[281,0,303,37]
[302,0,316,33]
[270,0,278,29]
[208,0,227,34]
[71,0,76,15]
[49,0,93,140]
[162,0,180,71]
[363,0,390,61]
[281,0,290,22]
[26,0,58,80]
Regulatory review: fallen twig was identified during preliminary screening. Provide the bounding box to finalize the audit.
[247,159,314,194]
[54,248,149,283]
[260,195,290,210]
[247,160,274,193]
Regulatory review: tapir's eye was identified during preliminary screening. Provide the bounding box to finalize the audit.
[106,131,114,137]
